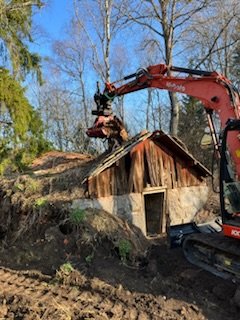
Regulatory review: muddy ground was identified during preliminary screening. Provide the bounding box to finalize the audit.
[0,151,238,320]
[0,232,238,320]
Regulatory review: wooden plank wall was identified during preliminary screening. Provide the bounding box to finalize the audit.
[88,139,206,198]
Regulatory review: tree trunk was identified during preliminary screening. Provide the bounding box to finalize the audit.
[104,0,111,82]
[169,91,179,135]
[160,0,179,135]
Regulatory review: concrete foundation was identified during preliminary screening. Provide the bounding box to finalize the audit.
[72,185,208,236]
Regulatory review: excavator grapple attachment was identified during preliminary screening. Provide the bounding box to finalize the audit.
[86,114,128,148]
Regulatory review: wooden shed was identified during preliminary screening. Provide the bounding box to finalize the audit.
[75,131,211,236]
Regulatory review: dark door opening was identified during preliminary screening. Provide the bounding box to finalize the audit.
[144,192,165,236]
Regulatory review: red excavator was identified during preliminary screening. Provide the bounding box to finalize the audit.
[87,64,240,281]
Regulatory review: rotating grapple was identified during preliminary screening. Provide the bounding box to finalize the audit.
[86,82,128,149]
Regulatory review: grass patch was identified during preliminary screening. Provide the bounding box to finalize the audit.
[69,208,86,225]
[13,176,42,195]
[13,183,25,192]
[118,239,132,263]
[25,178,42,194]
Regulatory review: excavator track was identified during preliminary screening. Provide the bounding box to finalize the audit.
[183,232,240,281]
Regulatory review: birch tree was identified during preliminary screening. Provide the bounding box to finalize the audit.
[74,0,118,83]
[115,0,209,135]
[185,0,240,77]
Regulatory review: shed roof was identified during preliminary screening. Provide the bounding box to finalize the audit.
[82,130,211,183]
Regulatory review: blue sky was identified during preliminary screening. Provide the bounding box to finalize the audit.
[30,0,170,132]
[33,0,72,56]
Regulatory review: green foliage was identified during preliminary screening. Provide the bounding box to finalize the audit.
[0,0,43,81]
[85,252,94,264]
[59,262,74,274]
[69,208,86,225]
[0,69,51,174]
[13,177,42,194]
[178,96,212,169]
[118,239,132,262]
[0,68,31,138]
[34,197,47,208]
[13,182,25,192]
[25,179,42,194]
[0,158,12,175]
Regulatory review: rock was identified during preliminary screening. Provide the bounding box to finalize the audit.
[138,311,149,320]
[44,226,63,242]
[181,306,187,315]
[128,308,138,319]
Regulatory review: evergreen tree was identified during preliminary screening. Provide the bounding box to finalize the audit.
[0,68,50,173]
[0,0,43,81]
[0,1,49,173]
[178,96,213,169]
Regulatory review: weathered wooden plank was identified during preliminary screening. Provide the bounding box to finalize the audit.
[88,178,97,198]
[150,141,160,186]
[82,131,152,183]
[176,161,182,188]
[144,141,159,187]
[144,142,154,186]
[158,149,164,186]
[169,156,176,188]
[128,151,137,193]
[132,150,144,192]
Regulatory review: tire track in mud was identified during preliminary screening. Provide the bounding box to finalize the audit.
[0,267,151,319]
[0,267,204,320]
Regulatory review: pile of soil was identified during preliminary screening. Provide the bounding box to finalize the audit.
[0,151,238,319]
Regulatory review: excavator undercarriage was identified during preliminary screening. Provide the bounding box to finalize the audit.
[169,219,240,282]
[183,232,240,281]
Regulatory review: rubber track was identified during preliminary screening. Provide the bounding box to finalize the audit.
[183,232,240,281]
[0,266,161,319]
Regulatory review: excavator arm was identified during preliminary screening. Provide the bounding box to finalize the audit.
[87,63,240,177]
[87,64,240,280]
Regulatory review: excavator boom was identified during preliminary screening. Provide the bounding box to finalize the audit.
[86,63,240,281]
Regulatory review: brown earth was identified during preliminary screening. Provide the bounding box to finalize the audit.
[0,151,238,320]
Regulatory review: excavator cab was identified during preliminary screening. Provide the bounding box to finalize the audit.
[220,119,240,238]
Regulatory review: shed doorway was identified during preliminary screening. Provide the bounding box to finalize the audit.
[144,190,165,236]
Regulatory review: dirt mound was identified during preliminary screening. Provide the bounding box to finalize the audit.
[31,150,93,171]
[0,205,149,274]
[0,151,238,320]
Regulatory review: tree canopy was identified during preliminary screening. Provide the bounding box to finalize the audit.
[0,1,49,173]
[0,68,50,172]
[0,0,43,81]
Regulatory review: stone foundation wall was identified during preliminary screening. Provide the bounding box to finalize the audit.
[167,185,209,226]
[72,185,208,235]
[72,193,146,234]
